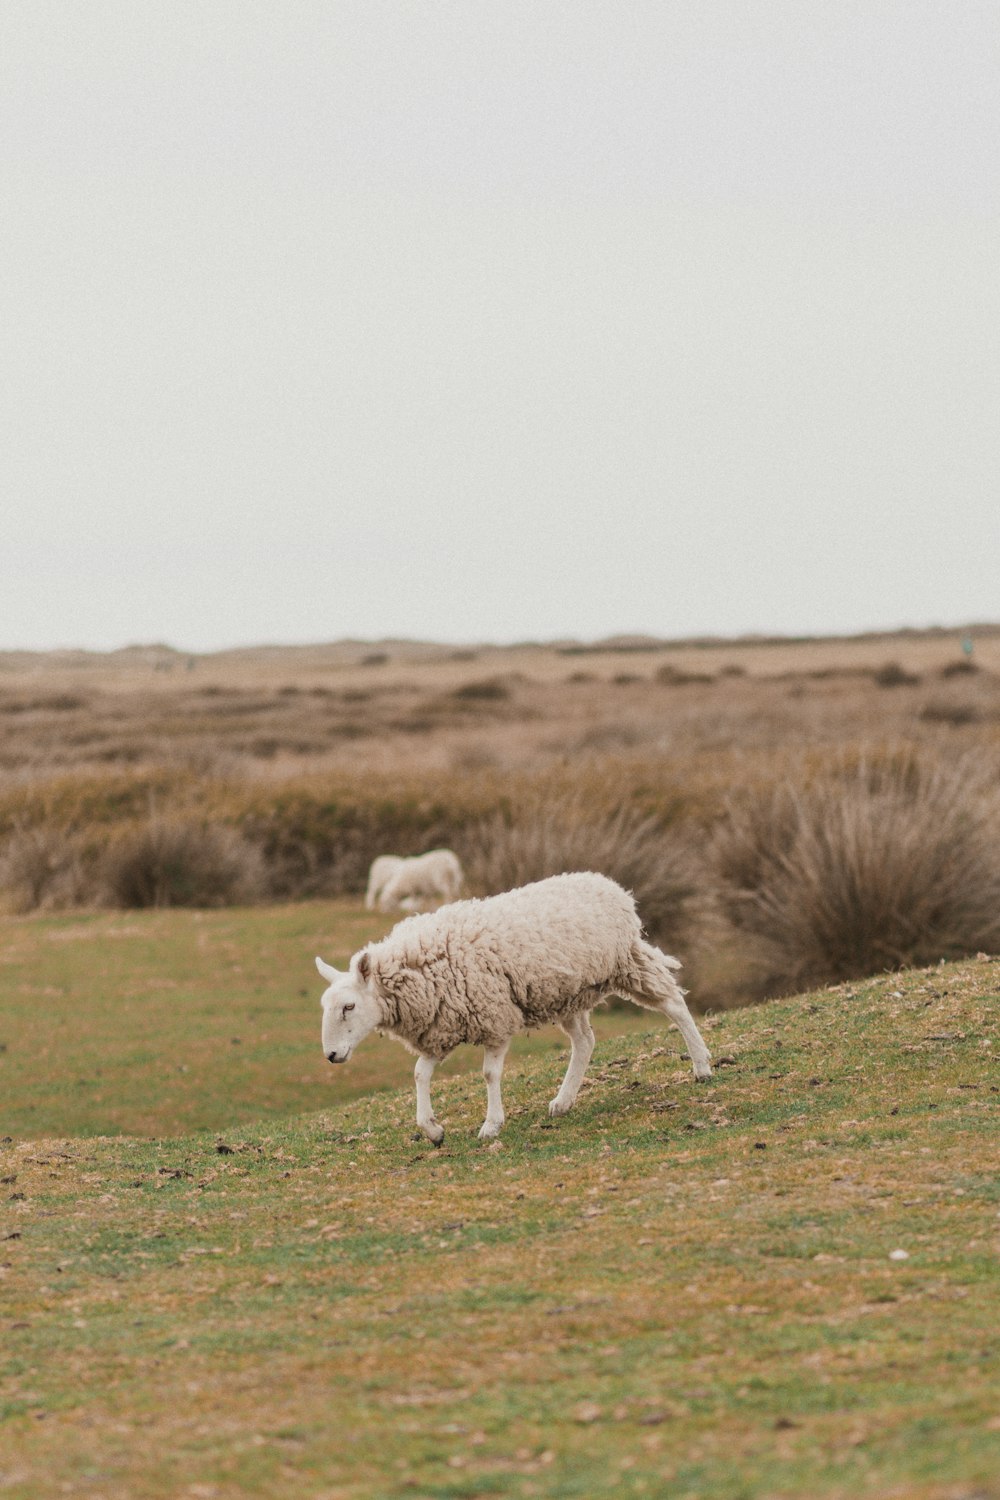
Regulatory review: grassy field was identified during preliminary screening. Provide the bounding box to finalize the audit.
[0,903,649,1139]
[2,903,998,1498]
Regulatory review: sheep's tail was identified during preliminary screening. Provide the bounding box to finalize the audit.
[629,939,687,1007]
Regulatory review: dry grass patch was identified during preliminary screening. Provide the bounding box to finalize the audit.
[0,825,90,913]
[101,819,268,909]
[459,789,697,943]
[712,752,1000,991]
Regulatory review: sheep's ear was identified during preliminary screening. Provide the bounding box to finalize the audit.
[356,951,371,982]
[315,956,339,982]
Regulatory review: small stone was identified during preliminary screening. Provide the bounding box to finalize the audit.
[889,1249,910,1262]
[574,1401,602,1424]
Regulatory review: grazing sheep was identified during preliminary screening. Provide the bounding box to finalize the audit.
[375,848,463,912]
[316,871,712,1144]
[365,854,404,910]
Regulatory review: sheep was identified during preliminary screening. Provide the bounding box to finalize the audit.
[316,871,712,1145]
[374,848,463,912]
[365,855,404,910]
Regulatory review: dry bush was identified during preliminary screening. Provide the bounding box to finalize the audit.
[100,820,268,909]
[655,664,714,686]
[919,701,979,726]
[0,825,90,912]
[458,792,697,944]
[711,753,1000,991]
[451,677,512,701]
[874,661,921,688]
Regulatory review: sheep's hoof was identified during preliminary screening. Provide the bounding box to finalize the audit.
[695,1065,714,1082]
[477,1121,502,1141]
[420,1119,445,1146]
[548,1097,571,1117]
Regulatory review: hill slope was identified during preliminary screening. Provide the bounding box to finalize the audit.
[2,961,998,1499]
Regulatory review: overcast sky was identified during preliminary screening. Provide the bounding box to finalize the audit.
[3,1,997,651]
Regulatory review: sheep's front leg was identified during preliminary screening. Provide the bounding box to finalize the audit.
[414,1055,444,1146]
[549,1010,595,1117]
[478,1041,510,1140]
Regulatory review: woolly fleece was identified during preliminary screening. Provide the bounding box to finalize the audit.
[365,871,678,1059]
[378,848,463,909]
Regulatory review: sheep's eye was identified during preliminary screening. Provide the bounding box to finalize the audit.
[343,1002,355,1015]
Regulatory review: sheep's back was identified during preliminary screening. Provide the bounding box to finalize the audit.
[369,873,641,1048]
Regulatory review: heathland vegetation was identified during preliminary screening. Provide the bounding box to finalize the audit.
[2,630,999,1497]
[3,628,1000,1004]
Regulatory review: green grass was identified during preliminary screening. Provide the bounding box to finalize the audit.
[0,902,648,1138]
[1,905,998,1498]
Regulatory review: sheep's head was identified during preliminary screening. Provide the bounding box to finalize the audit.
[316,951,381,1064]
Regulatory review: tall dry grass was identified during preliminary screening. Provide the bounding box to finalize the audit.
[0,825,90,913]
[3,633,1000,1001]
[711,752,1000,990]
[458,791,697,944]
[101,820,267,909]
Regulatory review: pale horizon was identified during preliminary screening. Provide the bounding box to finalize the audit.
[5,616,996,660]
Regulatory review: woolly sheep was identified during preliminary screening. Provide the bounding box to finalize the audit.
[365,855,404,910]
[374,848,463,912]
[316,871,712,1145]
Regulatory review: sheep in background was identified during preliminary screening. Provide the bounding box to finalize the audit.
[365,855,404,910]
[317,871,712,1145]
[375,848,463,912]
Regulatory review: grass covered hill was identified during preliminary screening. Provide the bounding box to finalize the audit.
[1,921,998,1498]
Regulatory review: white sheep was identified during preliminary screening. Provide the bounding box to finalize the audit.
[365,855,404,910]
[316,871,712,1144]
[373,848,463,912]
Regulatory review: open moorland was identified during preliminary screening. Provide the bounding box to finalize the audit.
[3,628,1000,785]
[2,631,999,1497]
[1,904,998,1498]
[4,627,1000,1007]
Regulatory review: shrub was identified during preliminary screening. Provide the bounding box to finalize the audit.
[873,661,921,688]
[711,754,1000,991]
[451,677,511,701]
[0,826,90,912]
[100,820,267,909]
[655,664,714,686]
[238,786,464,898]
[940,659,978,678]
[458,791,696,943]
[919,701,979,726]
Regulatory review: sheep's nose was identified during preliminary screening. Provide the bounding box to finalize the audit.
[327,1051,341,1064]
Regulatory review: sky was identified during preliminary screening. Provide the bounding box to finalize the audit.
[2,1,998,652]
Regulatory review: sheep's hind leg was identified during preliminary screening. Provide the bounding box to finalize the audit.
[549,1010,595,1117]
[631,942,713,1081]
[415,1055,444,1145]
[478,1041,510,1140]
